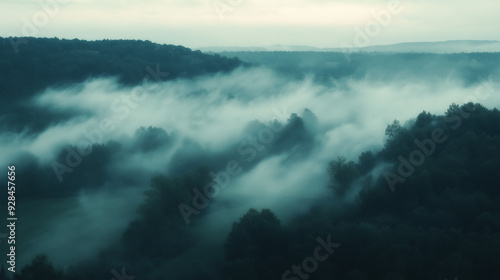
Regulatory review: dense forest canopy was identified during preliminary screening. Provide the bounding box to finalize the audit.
[9,103,500,280]
[1,38,499,280]
[0,37,245,133]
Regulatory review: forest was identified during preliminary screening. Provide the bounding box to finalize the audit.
[0,37,499,280]
[0,37,245,134]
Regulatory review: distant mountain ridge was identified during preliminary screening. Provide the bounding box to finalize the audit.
[198,40,500,53]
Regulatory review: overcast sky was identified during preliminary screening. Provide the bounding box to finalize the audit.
[1,0,499,49]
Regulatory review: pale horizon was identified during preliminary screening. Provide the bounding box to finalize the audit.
[2,0,499,49]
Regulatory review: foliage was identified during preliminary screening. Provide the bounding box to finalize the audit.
[328,156,360,195]
[223,208,291,280]
[0,37,246,134]
[13,98,500,280]
[13,255,64,280]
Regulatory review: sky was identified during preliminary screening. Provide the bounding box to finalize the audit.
[1,0,499,49]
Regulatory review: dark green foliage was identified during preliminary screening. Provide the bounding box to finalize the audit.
[134,126,171,153]
[357,151,376,175]
[13,102,500,280]
[319,103,500,279]
[270,113,314,156]
[0,37,246,134]
[121,167,211,263]
[223,208,291,280]
[328,156,360,195]
[14,141,123,198]
[385,119,403,139]
[13,255,64,280]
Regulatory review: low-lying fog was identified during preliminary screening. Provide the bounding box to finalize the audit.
[2,63,499,268]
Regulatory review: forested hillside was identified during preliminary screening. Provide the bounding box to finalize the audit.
[11,103,500,280]
[2,37,500,280]
[0,37,245,133]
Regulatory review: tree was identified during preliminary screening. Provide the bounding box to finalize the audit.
[121,173,195,261]
[415,111,434,128]
[385,119,402,139]
[13,255,64,280]
[328,156,360,195]
[358,151,376,175]
[223,209,290,280]
[134,126,170,152]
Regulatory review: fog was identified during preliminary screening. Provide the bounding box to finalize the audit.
[2,60,500,274]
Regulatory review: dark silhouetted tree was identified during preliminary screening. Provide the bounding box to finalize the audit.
[13,255,64,280]
[328,156,360,195]
[223,208,290,280]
